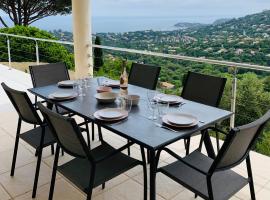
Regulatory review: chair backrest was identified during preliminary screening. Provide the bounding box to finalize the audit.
[1,83,41,125]
[212,110,270,171]
[38,102,90,159]
[181,71,227,107]
[29,63,70,88]
[129,63,161,90]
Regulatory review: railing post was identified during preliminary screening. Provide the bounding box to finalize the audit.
[35,40,40,65]
[230,66,237,128]
[7,37,11,70]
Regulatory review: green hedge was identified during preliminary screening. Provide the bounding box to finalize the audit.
[0,26,74,70]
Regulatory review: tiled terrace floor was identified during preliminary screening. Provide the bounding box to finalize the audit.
[0,64,270,200]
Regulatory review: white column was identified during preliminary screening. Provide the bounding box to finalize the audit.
[72,0,93,78]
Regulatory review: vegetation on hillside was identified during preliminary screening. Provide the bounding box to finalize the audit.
[0,26,74,70]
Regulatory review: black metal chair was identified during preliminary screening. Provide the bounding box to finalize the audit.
[127,62,161,157]
[29,63,69,111]
[181,71,227,155]
[29,63,91,146]
[129,62,161,90]
[38,102,147,200]
[1,83,56,198]
[156,110,270,200]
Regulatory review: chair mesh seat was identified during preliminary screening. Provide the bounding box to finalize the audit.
[58,142,140,193]
[160,151,248,200]
[20,126,56,149]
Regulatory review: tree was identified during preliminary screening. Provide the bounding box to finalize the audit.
[93,36,104,71]
[0,0,71,27]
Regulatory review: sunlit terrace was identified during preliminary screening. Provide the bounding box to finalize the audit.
[1,59,270,200]
[1,1,270,199]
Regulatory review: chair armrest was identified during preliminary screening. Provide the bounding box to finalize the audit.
[95,141,135,163]
[162,148,209,175]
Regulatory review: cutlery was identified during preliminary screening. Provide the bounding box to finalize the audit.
[155,123,179,133]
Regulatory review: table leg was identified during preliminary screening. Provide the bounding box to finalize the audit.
[203,130,216,159]
[149,149,156,200]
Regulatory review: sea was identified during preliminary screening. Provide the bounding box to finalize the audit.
[30,15,229,33]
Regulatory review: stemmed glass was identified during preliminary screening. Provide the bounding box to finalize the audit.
[118,96,132,113]
[83,76,91,88]
[74,79,86,97]
[147,90,158,120]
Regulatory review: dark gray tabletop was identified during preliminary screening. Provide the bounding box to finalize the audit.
[28,78,232,150]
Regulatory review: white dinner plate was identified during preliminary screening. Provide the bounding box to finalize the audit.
[94,108,128,122]
[159,95,183,104]
[49,92,77,101]
[97,108,127,119]
[95,92,118,103]
[58,80,75,87]
[103,80,120,87]
[166,113,197,126]
[162,114,198,128]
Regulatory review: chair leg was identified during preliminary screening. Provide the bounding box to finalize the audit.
[86,166,96,200]
[147,149,151,164]
[84,119,90,148]
[35,148,39,157]
[102,183,105,189]
[98,125,103,142]
[215,132,220,152]
[61,148,64,156]
[49,145,60,200]
[198,131,206,152]
[91,122,95,141]
[246,156,256,200]
[140,146,148,200]
[10,118,21,176]
[206,176,214,200]
[32,126,46,198]
[51,144,55,155]
[127,139,131,156]
[185,137,191,155]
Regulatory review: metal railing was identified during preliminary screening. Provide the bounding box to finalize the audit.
[1,32,270,128]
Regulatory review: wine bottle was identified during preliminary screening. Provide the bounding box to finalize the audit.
[120,60,128,96]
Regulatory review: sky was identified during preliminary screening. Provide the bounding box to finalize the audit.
[91,0,270,17]
[0,0,269,18]
[0,0,270,32]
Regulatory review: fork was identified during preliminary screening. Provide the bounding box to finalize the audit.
[154,122,179,133]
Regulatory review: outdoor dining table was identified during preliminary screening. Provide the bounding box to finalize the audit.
[28,77,232,200]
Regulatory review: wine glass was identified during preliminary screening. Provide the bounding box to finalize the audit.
[147,90,157,120]
[97,77,105,86]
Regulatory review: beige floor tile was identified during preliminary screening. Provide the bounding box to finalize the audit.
[93,179,160,200]
[0,184,11,200]
[133,171,184,199]
[0,145,35,175]
[235,184,263,200]
[264,181,270,190]
[257,187,270,200]
[0,134,18,153]
[0,162,57,198]
[171,188,241,200]
[14,178,86,200]
[92,174,130,197]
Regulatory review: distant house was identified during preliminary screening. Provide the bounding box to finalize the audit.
[160,82,175,89]
[235,49,244,55]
